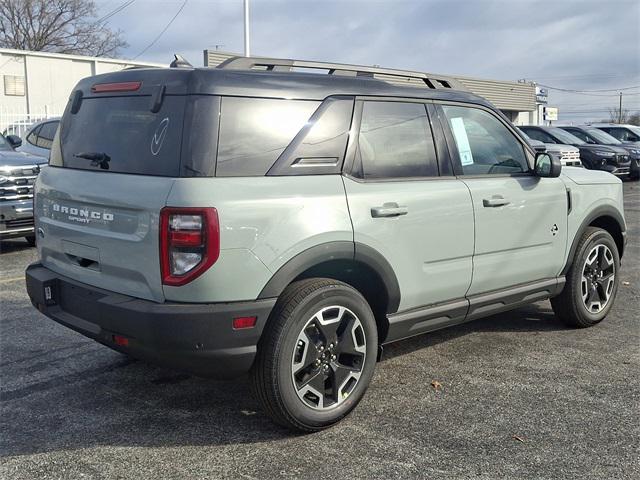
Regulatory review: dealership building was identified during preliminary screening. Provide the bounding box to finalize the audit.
[0,48,163,134]
[0,47,544,134]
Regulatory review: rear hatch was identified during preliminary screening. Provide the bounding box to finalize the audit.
[36,69,193,302]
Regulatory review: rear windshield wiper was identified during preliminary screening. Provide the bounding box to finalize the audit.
[74,152,111,170]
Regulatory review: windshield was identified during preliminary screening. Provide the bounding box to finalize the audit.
[586,128,620,144]
[547,127,585,145]
[0,134,13,151]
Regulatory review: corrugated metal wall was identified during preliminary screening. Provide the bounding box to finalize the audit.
[204,50,535,112]
[455,76,535,111]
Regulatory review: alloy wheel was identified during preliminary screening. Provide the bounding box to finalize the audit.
[291,305,367,410]
[581,244,615,314]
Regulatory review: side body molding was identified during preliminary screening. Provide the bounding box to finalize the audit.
[257,241,401,314]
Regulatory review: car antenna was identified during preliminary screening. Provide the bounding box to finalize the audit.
[170,54,193,68]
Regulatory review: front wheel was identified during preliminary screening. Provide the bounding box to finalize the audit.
[251,278,378,432]
[552,227,620,328]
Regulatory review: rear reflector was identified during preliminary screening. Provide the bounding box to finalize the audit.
[233,316,257,330]
[91,81,142,93]
[113,335,129,347]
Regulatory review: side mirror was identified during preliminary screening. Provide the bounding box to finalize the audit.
[534,152,561,178]
[6,135,22,148]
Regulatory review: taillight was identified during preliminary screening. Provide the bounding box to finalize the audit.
[160,207,220,286]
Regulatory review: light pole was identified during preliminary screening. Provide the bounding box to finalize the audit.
[243,0,250,57]
[619,92,623,124]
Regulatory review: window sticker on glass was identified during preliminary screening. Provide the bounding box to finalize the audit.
[450,117,474,166]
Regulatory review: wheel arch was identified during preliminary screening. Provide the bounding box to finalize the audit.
[562,206,626,275]
[257,242,401,342]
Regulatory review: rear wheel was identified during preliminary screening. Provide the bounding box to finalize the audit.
[551,227,620,328]
[251,278,378,432]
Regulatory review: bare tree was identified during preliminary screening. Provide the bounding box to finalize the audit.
[608,106,631,124]
[0,0,127,57]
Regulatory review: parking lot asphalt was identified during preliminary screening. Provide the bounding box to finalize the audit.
[1,181,638,480]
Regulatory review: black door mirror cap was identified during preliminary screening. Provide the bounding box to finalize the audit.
[534,152,562,178]
[6,134,22,148]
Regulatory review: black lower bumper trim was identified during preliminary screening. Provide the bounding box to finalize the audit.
[25,263,276,378]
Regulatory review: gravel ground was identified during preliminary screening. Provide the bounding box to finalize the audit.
[1,181,638,480]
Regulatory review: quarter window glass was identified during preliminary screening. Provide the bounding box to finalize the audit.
[443,106,527,175]
[357,101,438,179]
[35,121,59,149]
[217,97,320,176]
[278,97,353,168]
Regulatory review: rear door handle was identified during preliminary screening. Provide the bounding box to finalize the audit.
[482,196,510,208]
[371,203,408,218]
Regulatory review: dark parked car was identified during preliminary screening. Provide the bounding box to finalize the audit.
[520,126,631,178]
[0,134,48,244]
[559,126,640,180]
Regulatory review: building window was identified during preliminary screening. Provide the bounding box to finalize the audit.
[3,75,25,96]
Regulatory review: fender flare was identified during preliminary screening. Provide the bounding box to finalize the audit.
[257,241,401,314]
[561,205,626,275]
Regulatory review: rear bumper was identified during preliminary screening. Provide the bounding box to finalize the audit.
[25,263,276,378]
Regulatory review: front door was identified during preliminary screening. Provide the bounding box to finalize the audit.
[438,104,568,296]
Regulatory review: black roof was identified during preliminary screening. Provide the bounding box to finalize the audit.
[74,66,493,109]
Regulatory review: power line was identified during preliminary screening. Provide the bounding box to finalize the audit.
[132,0,188,60]
[539,84,640,97]
[96,0,136,25]
[540,83,640,93]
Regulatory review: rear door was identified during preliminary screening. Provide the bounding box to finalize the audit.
[343,99,474,313]
[438,103,568,296]
[36,81,189,302]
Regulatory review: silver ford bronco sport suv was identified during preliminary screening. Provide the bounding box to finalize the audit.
[26,57,627,431]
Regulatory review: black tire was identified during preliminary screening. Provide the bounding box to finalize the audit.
[551,227,620,328]
[25,235,36,247]
[251,278,378,432]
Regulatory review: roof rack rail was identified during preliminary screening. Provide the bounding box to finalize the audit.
[216,56,466,91]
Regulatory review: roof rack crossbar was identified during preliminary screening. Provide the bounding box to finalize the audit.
[216,56,466,91]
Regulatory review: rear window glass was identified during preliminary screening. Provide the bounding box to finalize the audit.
[58,95,185,176]
[216,97,320,176]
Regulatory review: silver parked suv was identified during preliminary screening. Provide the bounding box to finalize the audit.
[26,57,627,431]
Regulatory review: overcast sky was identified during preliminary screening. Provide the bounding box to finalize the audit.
[97,0,640,123]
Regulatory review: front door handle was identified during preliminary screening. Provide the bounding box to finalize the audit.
[371,202,408,218]
[482,196,510,208]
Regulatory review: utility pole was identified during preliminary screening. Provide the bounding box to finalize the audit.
[619,92,623,124]
[243,0,250,57]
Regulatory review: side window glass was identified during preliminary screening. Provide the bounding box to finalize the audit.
[217,97,320,176]
[35,121,58,149]
[567,129,590,143]
[443,106,528,175]
[621,129,639,142]
[27,124,42,146]
[522,128,549,143]
[607,128,626,141]
[357,101,438,179]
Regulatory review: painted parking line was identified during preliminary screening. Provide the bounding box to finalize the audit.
[0,276,24,284]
